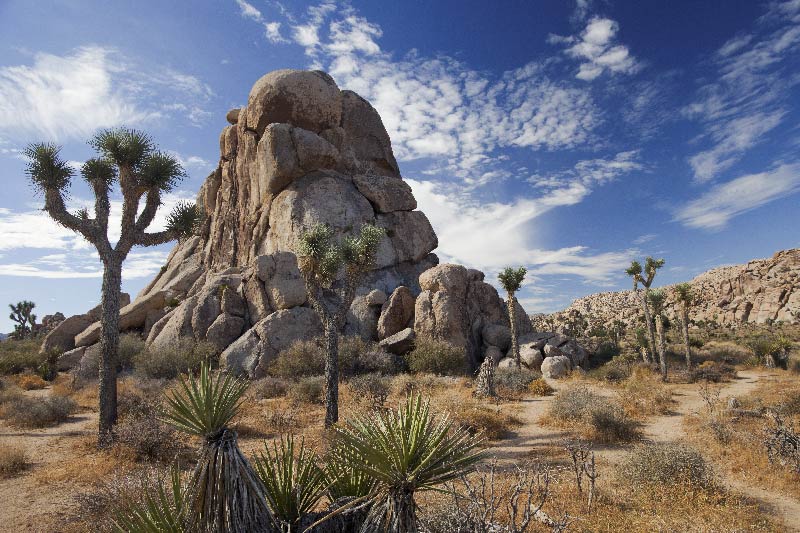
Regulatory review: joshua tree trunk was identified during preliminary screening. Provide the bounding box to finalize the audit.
[323,320,339,428]
[98,255,122,445]
[655,315,667,382]
[681,306,692,370]
[641,288,657,365]
[507,292,520,369]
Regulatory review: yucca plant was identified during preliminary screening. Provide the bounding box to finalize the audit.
[162,362,274,532]
[112,468,187,533]
[254,436,327,529]
[324,445,378,502]
[334,394,485,532]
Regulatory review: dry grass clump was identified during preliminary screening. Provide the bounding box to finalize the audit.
[616,368,674,417]
[434,388,521,440]
[287,376,325,405]
[347,372,391,409]
[688,360,737,383]
[114,399,181,462]
[406,337,467,376]
[269,336,400,380]
[0,445,28,478]
[528,377,554,396]
[619,442,715,490]
[251,376,290,399]
[132,339,216,379]
[15,372,48,390]
[544,385,639,443]
[494,367,540,398]
[2,393,77,428]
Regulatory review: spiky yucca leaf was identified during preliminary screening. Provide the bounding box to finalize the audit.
[90,128,153,168]
[139,151,186,192]
[166,201,203,240]
[648,288,667,315]
[498,266,526,294]
[324,445,378,501]
[161,362,248,439]
[81,158,117,190]
[24,142,74,193]
[254,436,327,527]
[334,394,485,532]
[674,282,694,305]
[112,467,187,533]
[625,260,642,278]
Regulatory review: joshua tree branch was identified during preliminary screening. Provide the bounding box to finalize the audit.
[43,189,101,246]
[135,229,179,247]
[115,166,144,254]
[134,188,161,235]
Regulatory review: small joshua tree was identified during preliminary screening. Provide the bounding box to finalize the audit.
[498,266,527,369]
[296,223,385,427]
[625,257,664,364]
[24,131,200,446]
[674,283,695,370]
[8,300,36,339]
[648,288,668,381]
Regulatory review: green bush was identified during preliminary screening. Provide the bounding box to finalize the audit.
[618,442,715,489]
[406,338,466,376]
[269,339,325,379]
[133,339,217,379]
[0,339,43,374]
[288,376,325,404]
[494,367,540,393]
[3,394,77,428]
[118,333,146,370]
[548,385,637,442]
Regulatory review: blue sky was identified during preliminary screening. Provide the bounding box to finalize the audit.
[1,0,800,332]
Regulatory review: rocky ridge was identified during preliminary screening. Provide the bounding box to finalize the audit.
[535,248,800,332]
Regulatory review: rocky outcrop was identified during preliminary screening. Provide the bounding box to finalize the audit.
[413,264,531,369]
[536,248,800,331]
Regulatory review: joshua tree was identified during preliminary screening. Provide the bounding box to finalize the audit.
[674,283,695,370]
[498,266,527,369]
[24,131,200,446]
[648,289,668,381]
[296,223,385,427]
[625,257,664,364]
[8,300,36,339]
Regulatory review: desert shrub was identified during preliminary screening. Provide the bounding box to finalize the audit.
[0,339,43,374]
[494,366,540,394]
[4,394,76,428]
[617,374,673,416]
[547,385,638,442]
[118,333,146,370]
[689,337,705,348]
[349,373,391,409]
[788,357,800,374]
[269,339,325,379]
[689,360,736,383]
[115,400,179,462]
[406,337,466,376]
[252,376,290,399]
[701,341,751,365]
[340,336,402,375]
[16,373,48,390]
[745,335,793,368]
[133,339,217,379]
[778,389,800,417]
[288,376,325,404]
[450,403,519,440]
[528,378,554,396]
[764,414,800,473]
[706,418,734,444]
[594,341,620,362]
[619,442,715,489]
[589,403,638,442]
[0,446,28,478]
[548,385,601,422]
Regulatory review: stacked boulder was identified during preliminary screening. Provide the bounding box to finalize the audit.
[498,331,588,379]
[43,68,583,378]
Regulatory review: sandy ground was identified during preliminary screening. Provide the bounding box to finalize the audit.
[0,388,98,533]
[489,369,800,532]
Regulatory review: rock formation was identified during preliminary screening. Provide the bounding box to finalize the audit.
[51,69,541,376]
[536,248,800,332]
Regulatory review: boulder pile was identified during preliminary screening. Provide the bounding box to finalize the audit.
[41,69,584,378]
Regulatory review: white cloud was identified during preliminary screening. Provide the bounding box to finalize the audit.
[0,46,213,141]
[674,163,800,230]
[0,191,195,277]
[550,17,640,81]
[265,22,289,43]
[685,1,800,182]
[235,0,263,22]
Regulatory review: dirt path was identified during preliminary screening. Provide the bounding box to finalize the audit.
[488,371,800,531]
[0,387,97,532]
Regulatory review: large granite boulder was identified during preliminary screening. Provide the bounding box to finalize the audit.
[377,286,415,340]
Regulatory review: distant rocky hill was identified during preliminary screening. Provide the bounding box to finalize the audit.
[535,248,800,331]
